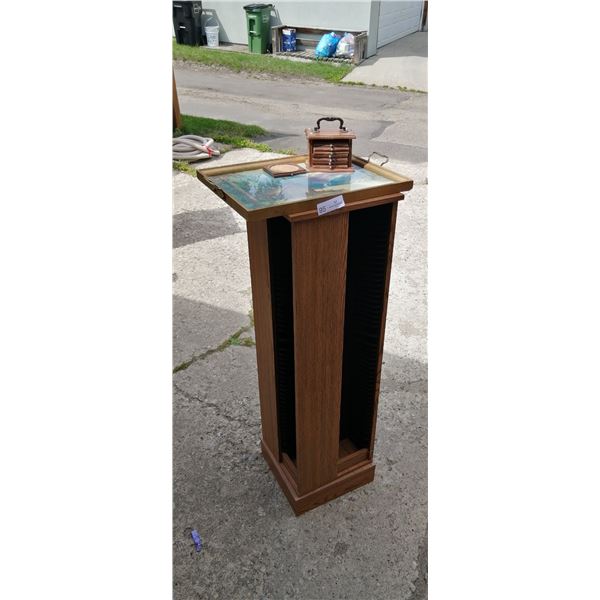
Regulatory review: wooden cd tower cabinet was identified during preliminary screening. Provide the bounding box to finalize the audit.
[247,199,399,515]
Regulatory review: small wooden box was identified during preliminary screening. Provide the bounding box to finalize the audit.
[305,117,356,173]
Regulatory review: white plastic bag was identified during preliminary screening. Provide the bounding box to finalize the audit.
[335,32,355,58]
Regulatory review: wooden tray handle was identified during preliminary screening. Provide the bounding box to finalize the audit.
[366,151,389,166]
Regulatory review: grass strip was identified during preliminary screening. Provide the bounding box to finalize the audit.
[174,114,272,152]
[173,41,353,83]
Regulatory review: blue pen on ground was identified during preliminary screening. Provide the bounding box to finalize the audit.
[191,530,202,552]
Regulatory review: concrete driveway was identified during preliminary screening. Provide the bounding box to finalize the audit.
[342,32,428,92]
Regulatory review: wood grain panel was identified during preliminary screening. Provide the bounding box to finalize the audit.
[292,213,349,495]
[246,220,279,458]
[262,440,375,516]
[286,192,404,223]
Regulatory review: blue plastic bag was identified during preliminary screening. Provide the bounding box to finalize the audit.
[314,32,341,58]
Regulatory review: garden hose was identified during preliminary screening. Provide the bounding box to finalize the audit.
[173,134,221,162]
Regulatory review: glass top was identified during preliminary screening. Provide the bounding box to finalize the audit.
[206,163,393,212]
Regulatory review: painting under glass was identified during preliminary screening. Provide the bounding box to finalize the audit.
[206,163,393,212]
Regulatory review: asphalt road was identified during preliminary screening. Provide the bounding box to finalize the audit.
[174,61,427,164]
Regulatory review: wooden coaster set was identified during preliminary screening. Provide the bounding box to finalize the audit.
[261,117,355,178]
[305,116,355,172]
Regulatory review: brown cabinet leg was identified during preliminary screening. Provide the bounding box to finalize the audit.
[291,213,349,495]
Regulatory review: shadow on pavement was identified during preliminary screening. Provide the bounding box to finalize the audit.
[173,295,251,368]
[173,208,243,249]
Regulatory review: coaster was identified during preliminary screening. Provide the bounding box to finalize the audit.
[263,163,308,178]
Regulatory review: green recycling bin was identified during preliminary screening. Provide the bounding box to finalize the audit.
[243,3,273,54]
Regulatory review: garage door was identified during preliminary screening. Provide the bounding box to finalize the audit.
[377,1,423,48]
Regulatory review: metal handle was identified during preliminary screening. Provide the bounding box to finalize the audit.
[366,151,389,166]
[314,116,346,132]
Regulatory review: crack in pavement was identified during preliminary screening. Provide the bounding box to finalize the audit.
[173,382,260,428]
[173,319,255,374]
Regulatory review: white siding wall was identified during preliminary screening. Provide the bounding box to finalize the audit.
[198,0,374,52]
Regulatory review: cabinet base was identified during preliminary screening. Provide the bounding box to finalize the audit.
[261,439,375,515]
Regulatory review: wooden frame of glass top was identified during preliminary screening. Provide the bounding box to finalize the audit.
[196,154,413,221]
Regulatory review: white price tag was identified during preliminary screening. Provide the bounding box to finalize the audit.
[316,195,345,216]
